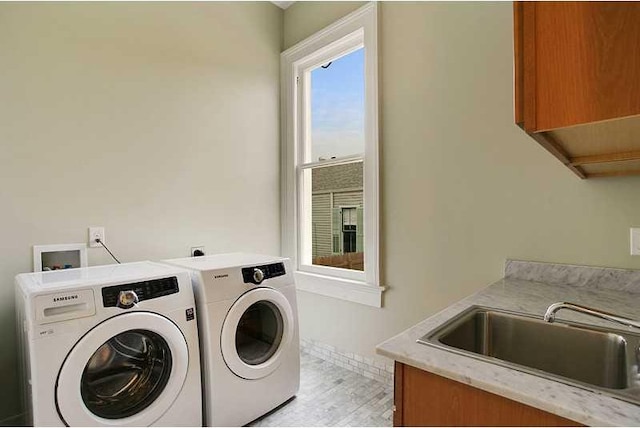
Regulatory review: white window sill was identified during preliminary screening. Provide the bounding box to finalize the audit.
[294,270,386,308]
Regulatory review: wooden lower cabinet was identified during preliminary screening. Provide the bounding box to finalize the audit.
[393,362,581,427]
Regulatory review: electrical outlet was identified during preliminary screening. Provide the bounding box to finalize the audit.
[190,246,205,257]
[89,227,105,248]
[631,228,640,256]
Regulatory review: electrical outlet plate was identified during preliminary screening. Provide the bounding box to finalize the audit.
[190,246,205,257]
[89,227,105,248]
[631,228,640,256]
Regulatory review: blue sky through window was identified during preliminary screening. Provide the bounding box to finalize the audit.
[311,47,365,161]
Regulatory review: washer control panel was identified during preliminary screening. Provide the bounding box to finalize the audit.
[242,262,286,285]
[102,276,179,308]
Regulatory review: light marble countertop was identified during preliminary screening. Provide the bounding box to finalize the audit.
[376,260,640,426]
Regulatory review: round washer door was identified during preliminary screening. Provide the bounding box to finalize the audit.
[56,312,189,426]
[221,287,294,380]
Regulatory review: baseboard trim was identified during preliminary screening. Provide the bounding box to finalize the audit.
[300,338,393,386]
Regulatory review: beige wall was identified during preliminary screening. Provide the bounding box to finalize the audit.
[0,2,282,422]
[284,2,640,363]
[283,1,365,50]
[3,1,640,423]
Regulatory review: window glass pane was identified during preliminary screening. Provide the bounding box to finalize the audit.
[310,161,364,271]
[310,47,365,161]
[343,208,356,226]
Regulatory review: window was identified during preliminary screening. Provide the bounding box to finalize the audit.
[341,207,360,254]
[281,3,383,307]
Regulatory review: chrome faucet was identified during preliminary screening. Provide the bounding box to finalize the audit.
[544,302,640,330]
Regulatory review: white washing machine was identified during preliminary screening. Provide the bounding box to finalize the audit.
[163,253,300,427]
[15,261,202,427]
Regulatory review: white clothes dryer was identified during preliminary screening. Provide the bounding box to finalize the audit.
[163,253,300,427]
[15,262,202,427]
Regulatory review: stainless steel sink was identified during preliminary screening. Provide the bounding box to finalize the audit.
[418,306,640,404]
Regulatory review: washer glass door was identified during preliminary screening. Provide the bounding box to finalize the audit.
[81,329,172,419]
[56,312,189,427]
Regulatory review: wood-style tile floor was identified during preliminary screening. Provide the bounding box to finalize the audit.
[248,351,393,427]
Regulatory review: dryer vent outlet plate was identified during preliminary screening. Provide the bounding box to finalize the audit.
[191,246,205,257]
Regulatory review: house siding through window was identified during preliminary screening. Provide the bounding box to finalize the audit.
[312,162,363,258]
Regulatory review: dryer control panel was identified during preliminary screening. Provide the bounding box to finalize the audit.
[242,263,286,285]
[102,276,179,308]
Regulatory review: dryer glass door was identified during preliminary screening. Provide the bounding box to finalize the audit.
[221,288,295,380]
[236,301,284,365]
[81,329,172,419]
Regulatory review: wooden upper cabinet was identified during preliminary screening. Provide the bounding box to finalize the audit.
[514,2,640,179]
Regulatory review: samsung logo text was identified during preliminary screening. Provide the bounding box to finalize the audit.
[53,295,79,302]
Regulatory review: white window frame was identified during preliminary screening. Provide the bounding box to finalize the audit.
[281,2,384,307]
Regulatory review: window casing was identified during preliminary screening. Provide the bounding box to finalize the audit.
[281,3,383,307]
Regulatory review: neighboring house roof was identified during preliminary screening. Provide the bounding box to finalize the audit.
[312,162,363,192]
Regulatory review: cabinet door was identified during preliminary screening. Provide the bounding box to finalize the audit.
[517,2,640,132]
[394,363,579,426]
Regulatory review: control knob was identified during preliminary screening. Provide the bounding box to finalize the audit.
[117,290,139,309]
[253,268,265,284]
